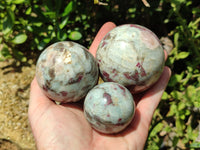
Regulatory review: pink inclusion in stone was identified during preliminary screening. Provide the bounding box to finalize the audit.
[102,71,113,82]
[101,41,107,48]
[132,71,139,81]
[112,69,118,77]
[77,75,83,82]
[103,33,110,40]
[130,24,147,31]
[136,62,146,77]
[118,85,126,96]
[123,72,132,80]
[124,72,139,81]
[60,91,68,97]
[103,92,113,106]
[136,62,142,68]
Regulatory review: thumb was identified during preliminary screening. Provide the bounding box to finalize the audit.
[28,77,54,119]
[89,22,116,57]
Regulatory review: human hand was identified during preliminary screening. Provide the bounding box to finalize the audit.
[28,22,171,150]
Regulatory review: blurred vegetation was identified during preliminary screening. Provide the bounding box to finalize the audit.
[0,0,200,149]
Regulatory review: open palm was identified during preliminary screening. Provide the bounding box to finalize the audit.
[28,22,171,150]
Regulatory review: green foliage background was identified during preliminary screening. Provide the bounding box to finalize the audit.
[0,0,200,149]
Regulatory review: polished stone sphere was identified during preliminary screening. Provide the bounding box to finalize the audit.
[36,41,99,103]
[96,24,165,93]
[84,82,135,134]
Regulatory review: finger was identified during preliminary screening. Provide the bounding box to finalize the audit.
[164,50,168,61]
[137,66,171,124]
[89,22,116,57]
[125,66,171,149]
[28,77,54,115]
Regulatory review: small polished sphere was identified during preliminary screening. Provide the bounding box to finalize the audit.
[36,41,99,103]
[84,82,135,134]
[96,24,165,93]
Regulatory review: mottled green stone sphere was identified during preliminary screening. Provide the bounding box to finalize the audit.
[84,82,135,134]
[36,41,99,103]
[96,24,165,93]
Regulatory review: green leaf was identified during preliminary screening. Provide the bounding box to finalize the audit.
[176,52,190,60]
[164,19,169,23]
[167,103,177,117]
[25,7,32,15]
[33,22,43,27]
[168,73,184,87]
[62,1,74,17]
[172,136,179,147]
[174,32,179,48]
[175,118,184,136]
[11,33,27,44]
[163,125,172,133]
[162,91,169,100]
[12,0,26,4]
[185,85,196,101]
[0,44,12,60]
[57,32,68,41]
[37,37,52,51]
[59,16,69,29]
[7,8,15,22]
[68,31,82,41]
[170,90,183,100]
[12,49,27,62]
[38,41,47,51]
[56,26,68,41]
[26,25,33,32]
[189,142,200,148]
[150,123,164,137]
[3,9,15,35]
[43,11,56,19]
[94,0,99,4]
[10,4,16,12]
[178,102,186,111]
